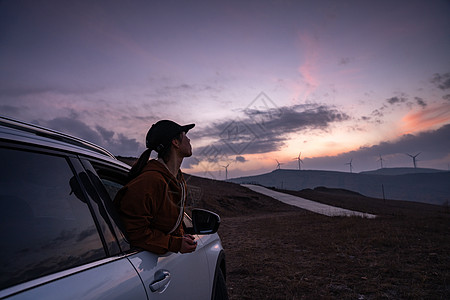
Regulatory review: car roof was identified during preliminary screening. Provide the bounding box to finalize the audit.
[0,116,130,169]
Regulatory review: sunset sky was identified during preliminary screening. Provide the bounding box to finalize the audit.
[1,0,449,179]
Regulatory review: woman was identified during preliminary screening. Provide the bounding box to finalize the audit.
[115,120,197,254]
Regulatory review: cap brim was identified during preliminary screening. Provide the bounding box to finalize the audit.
[181,123,195,133]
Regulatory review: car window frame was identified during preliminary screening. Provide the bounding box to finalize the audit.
[78,157,132,253]
[69,157,122,256]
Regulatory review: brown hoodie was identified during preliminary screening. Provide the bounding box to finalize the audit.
[114,159,186,254]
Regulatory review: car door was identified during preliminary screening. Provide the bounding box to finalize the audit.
[86,159,212,299]
[2,258,149,300]
[0,145,147,300]
[126,222,211,299]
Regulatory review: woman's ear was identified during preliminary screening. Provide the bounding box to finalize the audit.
[171,138,181,149]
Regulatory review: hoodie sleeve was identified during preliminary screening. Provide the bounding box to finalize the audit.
[115,174,182,254]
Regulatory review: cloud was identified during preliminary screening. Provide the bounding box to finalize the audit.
[414,97,427,108]
[387,96,407,105]
[150,82,220,101]
[244,104,349,131]
[0,85,103,98]
[431,72,450,90]
[37,117,103,145]
[366,92,430,123]
[362,73,449,125]
[306,124,450,171]
[236,155,246,162]
[370,108,385,118]
[95,125,115,142]
[358,124,450,157]
[0,105,22,116]
[35,117,140,156]
[113,133,141,155]
[190,103,350,164]
[297,32,320,97]
[401,102,450,132]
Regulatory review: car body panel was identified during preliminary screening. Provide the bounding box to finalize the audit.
[0,257,147,300]
[196,234,225,281]
[128,235,211,299]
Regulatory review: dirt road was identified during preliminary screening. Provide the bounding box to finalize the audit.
[241,184,376,218]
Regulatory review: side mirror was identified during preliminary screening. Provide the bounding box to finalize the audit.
[191,209,220,234]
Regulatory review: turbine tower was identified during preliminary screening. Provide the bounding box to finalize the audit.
[221,163,230,180]
[406,152,420,168]
[377,154,384,169]
[345,158,353,173]
[275,159,283,170]
[293,152,304,170]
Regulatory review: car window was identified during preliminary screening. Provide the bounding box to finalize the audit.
[102,178,124,201]
[82,160,131,252]
[0,148,106,290]
[71,158,121,256]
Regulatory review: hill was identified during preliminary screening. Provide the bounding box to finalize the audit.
[360,167,446,175]
[183,174,300,218]
[184,175,449,299]
[228,169,450,205]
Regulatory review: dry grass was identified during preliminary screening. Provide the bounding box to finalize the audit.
[185,175,450,299]
[221,212,449,299]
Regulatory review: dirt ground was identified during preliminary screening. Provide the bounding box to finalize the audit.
[185,175,450,299]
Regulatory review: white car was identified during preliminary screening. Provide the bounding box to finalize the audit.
[0,116,228,300]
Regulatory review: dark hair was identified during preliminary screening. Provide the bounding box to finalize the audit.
[128,148,151,182]
[127,133,183,182]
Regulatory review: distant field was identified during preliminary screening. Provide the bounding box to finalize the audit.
[185,175,450,299]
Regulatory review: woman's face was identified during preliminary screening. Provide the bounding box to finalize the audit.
[178,132,192,157]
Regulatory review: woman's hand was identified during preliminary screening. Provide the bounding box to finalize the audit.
[180,234,197,253]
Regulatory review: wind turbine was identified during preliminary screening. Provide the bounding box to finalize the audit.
[275,159,283,170]
[293,152,304,170]
[377,154,384,169]
[345,158,353,173]
[221,163,230,180]
[406,152,420,168]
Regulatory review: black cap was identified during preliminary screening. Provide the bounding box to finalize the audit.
[145,120,195,153]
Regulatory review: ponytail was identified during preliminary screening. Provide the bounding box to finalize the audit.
[128,148,152,182]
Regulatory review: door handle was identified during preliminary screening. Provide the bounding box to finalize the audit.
[149,270,171,293]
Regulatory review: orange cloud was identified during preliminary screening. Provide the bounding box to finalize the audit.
[401,102,450,134]
[296,32,319,99]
